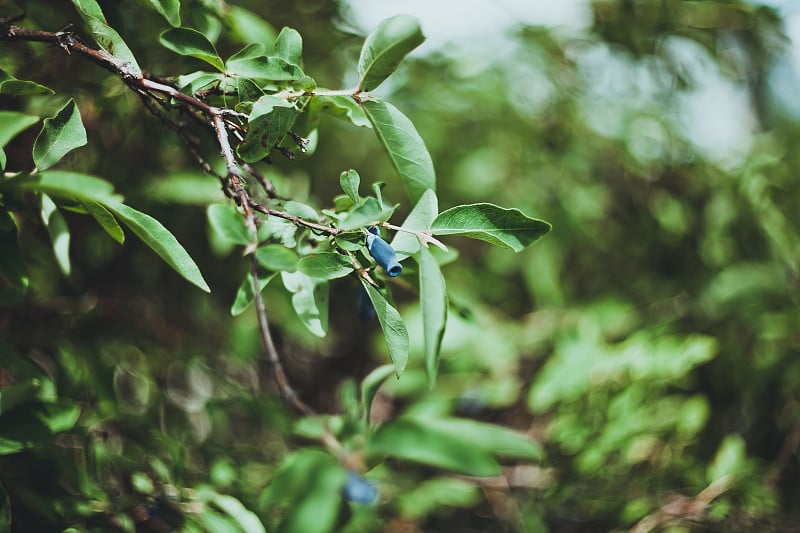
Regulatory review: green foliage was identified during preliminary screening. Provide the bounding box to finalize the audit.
[3,0,799,531]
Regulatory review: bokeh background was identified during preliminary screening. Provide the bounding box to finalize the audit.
[2,0,800,531]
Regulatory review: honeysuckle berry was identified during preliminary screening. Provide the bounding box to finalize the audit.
[366,229,402,277]
[343,471,379,504]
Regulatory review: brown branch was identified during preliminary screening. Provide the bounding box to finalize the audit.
[250,257,314,415]
[628,475,735,533]
[1,18,324,418]
[249,202,341,236]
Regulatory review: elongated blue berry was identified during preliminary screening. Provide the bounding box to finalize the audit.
[366,231,402,277]
[343,471,379,504]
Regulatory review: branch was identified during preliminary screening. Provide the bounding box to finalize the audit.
[628,475,735,533]
[0,19,323,418]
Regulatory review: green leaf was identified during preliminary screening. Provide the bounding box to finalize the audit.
[314,95,371,128]
[143,0,181,27]
[108,203,210,292]
[360,281,409,375]
[237,76,264,103]
[207,203,253,246]
[259,450,346,533]
[298,252,354,280]
[237,96,298,163]
[32,99,87,171]
[0,69,54,96]
[0,379,42,415]
[175,71,225,95]
[274,27,303,64]
[231,271,275,316]
[417,246,447,384]
[397,478,481,520]
[357,15,424,92]
[255,244,299,272]
[421,417,543,460]
[40,194,71,276]
[0,210,28,292]
[360,364,394,420]
[159,27,224,71]
[431,203,552,252]
[211,494,265,533]
[70,0,142,77]
[338,197,396,231]
[282,271,329,337]
[83,200,125,244]
[392,188,438,259]
[340,169,361,204]
[226,56,306,82]
[0,111,38,149]
[362,99,435,204]
[144,171,222,205]
[368,417,500,476]
[10,171,122,205]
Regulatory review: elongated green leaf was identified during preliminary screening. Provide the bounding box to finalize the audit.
[0,69,53,95]
[357,15,424,92]
[360,364,394,420]
[144,171,222,205]
[255,244,299,272]
[160,27,224,71]
[212,494,265,533]
[418,417,543,460]
[0,112,39,148]
[237,96,298,163]
[207,203,253,246]
[338,197,396,231]
[369,417,499,476]
[431,203,551,252]
[275,27,303,64]
[360,281,409,375]
[32,100,87,171]
[339,169,360,204]
[70,0,142,76]
[40,194,71,276]
[314,95,371,128]
[282,271,329,337]
[231,271,275,316]
[226,56,306,81]
[417,246,447,384]
[144,0,181,27]
[108,203,210,292]
[0,210,28,292]
[362,99,435,204]
[83,200,125,244]
[0,111,38,170]
[10,171,122,205]
[392,188,438,258]
[298,252,354,280]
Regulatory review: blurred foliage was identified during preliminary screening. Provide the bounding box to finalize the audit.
[2,0,800,532]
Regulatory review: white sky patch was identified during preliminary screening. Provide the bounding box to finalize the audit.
[342,0,593,54]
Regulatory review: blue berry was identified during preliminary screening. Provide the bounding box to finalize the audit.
[343,471,379,504]
[366,231,402,277]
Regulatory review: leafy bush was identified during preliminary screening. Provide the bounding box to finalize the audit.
[2,1,800,531]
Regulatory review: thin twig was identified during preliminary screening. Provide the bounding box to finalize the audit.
[250,257,314,415]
